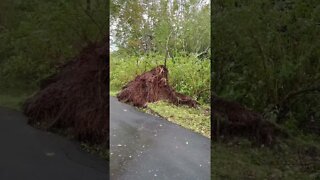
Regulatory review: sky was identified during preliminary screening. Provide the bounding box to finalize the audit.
[110,21,118,52]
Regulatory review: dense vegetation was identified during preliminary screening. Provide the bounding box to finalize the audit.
[213,0,320,178]
[110,53,210,104]
[0,0,106,109]
[213,0,320,132]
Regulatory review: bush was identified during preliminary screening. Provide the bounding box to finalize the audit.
[110,53,210,104]
[0,0,106,92]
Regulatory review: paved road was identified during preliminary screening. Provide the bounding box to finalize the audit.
[0,107,108,180]
[110,97,211,180]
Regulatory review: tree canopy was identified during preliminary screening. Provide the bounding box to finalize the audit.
[111,0,210,59]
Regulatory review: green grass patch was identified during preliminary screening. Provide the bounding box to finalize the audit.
[0,92,32,110]
[144,101,210,138]
[212,137,320,179]
[110,90,119,97]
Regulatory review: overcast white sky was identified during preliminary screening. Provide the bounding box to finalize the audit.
[110,22,118,52]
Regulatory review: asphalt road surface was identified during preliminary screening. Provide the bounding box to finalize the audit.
[110,97,211,180]
[0,107,108,180]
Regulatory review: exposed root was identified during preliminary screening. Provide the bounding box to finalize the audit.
[117,65,198,108]
[212,96,288,146]
[23,41,108,144]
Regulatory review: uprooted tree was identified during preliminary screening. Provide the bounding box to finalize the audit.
[23,41,108,145]
[211,84,320,145]
[117,65,198,108]
[212,95,288,145]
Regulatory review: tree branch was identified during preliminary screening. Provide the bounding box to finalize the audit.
[79,2,104,41]
[196,46,210,58]
[164,31,173,68]
[276,85,320,123]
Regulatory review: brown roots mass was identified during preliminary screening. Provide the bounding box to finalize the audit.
[117,65,198,108]
[23,41,108,145]
[212,96,287,145]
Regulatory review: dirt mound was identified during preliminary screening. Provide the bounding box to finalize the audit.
[117,65,198,108]
[23,41,108,145]
[212,96,287,145]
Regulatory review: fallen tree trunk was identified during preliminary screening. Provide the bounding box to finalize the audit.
[117,65,198,108]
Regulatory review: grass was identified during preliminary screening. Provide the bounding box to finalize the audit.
[145,101,210,138]
[212,136,320,179]
[110,90,118,97]
[0,91,33,110]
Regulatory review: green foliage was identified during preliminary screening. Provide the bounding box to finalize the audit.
[0,0,107,92]
[110,53,211,104]
[213,0,320,129]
